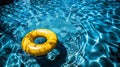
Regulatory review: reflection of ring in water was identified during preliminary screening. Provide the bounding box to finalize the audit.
[22,29,58,56]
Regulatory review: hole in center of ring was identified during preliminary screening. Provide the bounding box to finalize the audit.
[34,37,47,44]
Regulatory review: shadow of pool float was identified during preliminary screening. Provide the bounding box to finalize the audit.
[0,0,14,6]
[36,41,67,67]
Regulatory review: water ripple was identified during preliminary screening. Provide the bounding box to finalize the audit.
[0,0,120,67]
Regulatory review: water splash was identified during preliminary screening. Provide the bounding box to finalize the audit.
[0,0,120,67]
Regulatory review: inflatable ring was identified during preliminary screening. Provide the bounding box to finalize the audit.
[22,29,57,56]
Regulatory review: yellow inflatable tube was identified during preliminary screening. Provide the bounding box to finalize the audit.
[22,29,57,56]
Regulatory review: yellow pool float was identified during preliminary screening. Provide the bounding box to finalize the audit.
[22,29,57,56]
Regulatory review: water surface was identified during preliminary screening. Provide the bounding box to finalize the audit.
[0,0,120,67]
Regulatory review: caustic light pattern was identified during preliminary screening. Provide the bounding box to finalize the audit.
[0,0,120,67]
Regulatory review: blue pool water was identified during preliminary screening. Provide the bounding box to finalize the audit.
[0,0,120,67]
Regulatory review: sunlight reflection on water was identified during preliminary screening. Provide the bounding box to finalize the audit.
[0,0,120,67]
